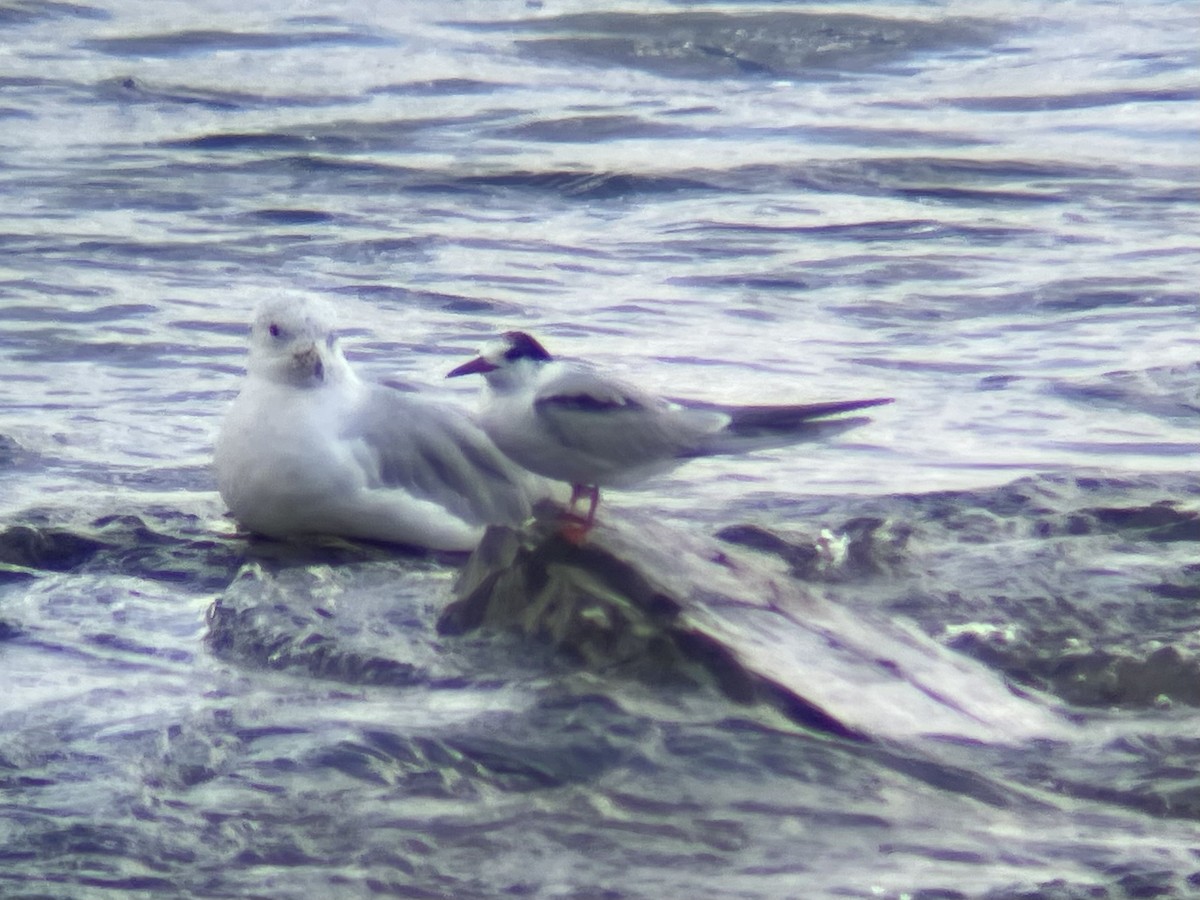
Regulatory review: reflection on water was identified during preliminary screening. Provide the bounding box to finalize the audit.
[1,0,1198,896]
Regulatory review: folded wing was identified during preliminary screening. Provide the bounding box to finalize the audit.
[530,367,729,481]
[353,385,544,527]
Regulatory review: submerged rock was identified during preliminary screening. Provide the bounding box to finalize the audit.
[0,525,110,573]
[716,516,912,581]
[441,504,1068,744]
[206,560,445,687]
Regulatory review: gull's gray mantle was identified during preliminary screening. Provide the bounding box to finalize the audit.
[440,505,1068,744]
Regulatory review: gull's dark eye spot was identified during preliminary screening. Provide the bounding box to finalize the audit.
[269,323,282,338]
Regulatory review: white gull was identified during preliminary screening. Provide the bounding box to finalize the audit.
[216,297,545,551]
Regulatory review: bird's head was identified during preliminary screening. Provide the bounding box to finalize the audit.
[248,295,349,389]
[447,331,553,390]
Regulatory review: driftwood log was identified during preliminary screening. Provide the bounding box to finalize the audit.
[440,504,1067,744]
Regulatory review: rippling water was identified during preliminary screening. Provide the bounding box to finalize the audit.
[1,1,1198,897]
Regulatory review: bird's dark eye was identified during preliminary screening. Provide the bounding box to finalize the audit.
[269,323,282,338]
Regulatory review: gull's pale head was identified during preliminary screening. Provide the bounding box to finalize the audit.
[248,295,351,388]
[447,331,553,391]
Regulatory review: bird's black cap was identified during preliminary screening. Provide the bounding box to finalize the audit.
[502,331,553,362]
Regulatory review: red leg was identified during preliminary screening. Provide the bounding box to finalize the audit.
[559,484,601,543]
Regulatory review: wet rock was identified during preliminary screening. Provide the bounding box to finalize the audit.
[824,473,1200,711]
[1057,501,1200,543]
[1032,498,1200,543]
[204,557,487,689]
[207,594,420,687]
[0,525,110,572]
[716,516,910,581]
[1041,645,1200,708]
[0,514,245,589]
[206,563,424,687]
[440,505,1065,744]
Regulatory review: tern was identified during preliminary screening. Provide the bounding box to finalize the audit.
[215,297,547,551]
[447,331,892,534]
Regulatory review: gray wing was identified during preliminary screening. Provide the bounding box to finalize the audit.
[352,384,542,527]
[532,365,728,472]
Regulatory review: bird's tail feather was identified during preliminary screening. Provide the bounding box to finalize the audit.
[677,397,892,457]
[722,397,893,432]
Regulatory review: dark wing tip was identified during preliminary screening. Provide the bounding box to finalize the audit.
[720,397,894,433]
[852,396,894,411]
[791,397,895,418]
[501,331,553,363]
